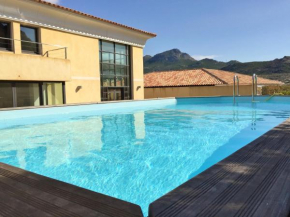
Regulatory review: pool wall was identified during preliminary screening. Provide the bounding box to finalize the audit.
[0,98,177,129]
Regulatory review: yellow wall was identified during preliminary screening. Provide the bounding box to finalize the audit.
[0,20,146,105]
[131,46,144,100]
[144,85,253,98]
[11,22,21,54]
[40,27,101,103]
[0,52,70,81]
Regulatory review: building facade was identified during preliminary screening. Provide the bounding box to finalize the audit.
[0,0,156,109]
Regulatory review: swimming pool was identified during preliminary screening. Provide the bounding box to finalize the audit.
[1,96,290,216]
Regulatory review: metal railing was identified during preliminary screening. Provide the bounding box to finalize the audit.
[252,74,258,102]
[0,37,67,59]
[233,75,240,103]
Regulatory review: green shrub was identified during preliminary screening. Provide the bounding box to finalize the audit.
[262,85,290,95]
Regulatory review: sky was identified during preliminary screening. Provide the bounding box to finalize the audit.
[46,0,290,62]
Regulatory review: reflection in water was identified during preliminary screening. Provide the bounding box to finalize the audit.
[232,108,240,123]
[134,111,146,142]
[252,109,257,131]
[0,116,104,168]
[17,149,26,169]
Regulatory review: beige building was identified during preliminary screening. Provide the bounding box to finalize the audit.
[0,0,156,109]
[144,69,283,98]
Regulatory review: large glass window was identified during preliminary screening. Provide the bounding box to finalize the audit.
[43,82,64,106]
[0,82,65,108]
[99,40,131,101]
[16,83,40,107]
[0,21,11,50]
[0,83,13,108]
[21,26,39,54]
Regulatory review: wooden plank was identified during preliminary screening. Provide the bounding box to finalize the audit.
[149,119,290,217]
[0,163,143,217]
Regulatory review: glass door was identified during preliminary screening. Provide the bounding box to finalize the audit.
[0,83,14,108]
[0,82,65,108]
[108,88,124,101]
[43,82,64,106]
[15,83,40,107]
[115,89,122,100]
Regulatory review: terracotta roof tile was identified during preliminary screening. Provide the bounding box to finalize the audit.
[27,0,157,37]
[144,69,224,87]
[204,69,283,85]
[144,69,283,88]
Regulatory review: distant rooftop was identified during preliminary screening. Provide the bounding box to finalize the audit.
[144,69,283,88]
[28,0,157,37]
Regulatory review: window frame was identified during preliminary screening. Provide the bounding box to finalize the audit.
[99,40,131,101]
[20,25,40,54]
[0,20,12,51]
[0,81,66,108]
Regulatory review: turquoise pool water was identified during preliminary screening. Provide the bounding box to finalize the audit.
[1,96,290,216]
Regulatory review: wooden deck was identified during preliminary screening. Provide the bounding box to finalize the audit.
[0,163,143,217]
[149,119,290,217]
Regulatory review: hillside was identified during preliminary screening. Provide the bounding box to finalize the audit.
[144,49,230,72]
[144,49,290,83]
[222,56,290,83]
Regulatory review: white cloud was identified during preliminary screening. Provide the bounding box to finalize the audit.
[44,0,60,4]
[191,55,218,61]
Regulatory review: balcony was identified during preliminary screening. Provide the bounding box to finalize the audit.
[0,37,71,82]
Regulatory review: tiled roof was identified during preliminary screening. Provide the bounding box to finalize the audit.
[204,69,283,85]
[144,69,283,88]
[28,0,157,37]
[144,69,224,87]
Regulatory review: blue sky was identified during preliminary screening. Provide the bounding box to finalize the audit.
[48,0,290,62]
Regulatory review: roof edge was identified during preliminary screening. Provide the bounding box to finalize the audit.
[27,0,157,37]
[145,69,203,74]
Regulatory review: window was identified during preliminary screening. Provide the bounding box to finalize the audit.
[0,21,11,51]
[0,82,65,108]
[16,83,40,107]
[0,83,13,108]
[99,40,131,101]
[21,26,39,54]
[43,82,64,106]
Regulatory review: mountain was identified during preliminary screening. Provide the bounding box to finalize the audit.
[143,55,152,62]
[143,49,196,72]
[222,56,290,83]
[144,49,290,83]
[144,49,236,73]
[147,49,195,63]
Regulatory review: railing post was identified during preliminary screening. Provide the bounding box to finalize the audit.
[237,76,239,96]
[255,75,258,96]
[252,74,255,102]
[252,74,258,102]
[233,75,239,103]
[233,76,236,103]
[65,47,67,59]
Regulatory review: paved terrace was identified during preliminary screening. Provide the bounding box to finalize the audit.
[0,119,290,217]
